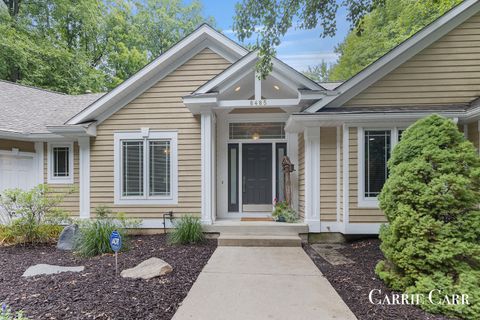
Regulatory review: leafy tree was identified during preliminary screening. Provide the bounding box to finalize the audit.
[329,0,462,81]
[303,61,332,82]
[234,0,386,77]
[0,0,213,93]
[377,115,480,319]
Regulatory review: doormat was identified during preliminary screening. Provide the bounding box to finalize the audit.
[240,217,274,222]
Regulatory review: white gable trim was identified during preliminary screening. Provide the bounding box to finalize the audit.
[67,24,247,125]
[305,0,480,113]
[194,51,324,95]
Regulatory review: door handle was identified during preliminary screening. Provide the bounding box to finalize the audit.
[242,176,246,193]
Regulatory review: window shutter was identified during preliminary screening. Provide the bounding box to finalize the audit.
[122,141,144,196]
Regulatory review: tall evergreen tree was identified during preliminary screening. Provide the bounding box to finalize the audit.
[377,115,480,319]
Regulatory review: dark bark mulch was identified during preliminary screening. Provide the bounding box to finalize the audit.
[0,235,216,320]
[304,239,454,320]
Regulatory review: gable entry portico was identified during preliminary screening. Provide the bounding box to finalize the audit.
[183,52,327,230]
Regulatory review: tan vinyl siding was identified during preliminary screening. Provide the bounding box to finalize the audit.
[90,48,231,218]
[320,127,337,221]
[467,121,479,151]
[346,12,480,107]
[44,142,80,217]
[0,139,35,153]
[348,128,387,223]
[298,133,305,218]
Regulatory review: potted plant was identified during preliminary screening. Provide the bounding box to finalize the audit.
[272,198,298,223]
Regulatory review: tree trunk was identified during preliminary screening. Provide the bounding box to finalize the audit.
[3,0,21,18]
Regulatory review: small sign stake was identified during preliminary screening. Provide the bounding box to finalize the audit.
[109,230,122,276]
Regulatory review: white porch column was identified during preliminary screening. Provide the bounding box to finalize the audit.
[34,142,44,185]
[304,127,321,232]
[78,137,90,219]
[201,111,216,224]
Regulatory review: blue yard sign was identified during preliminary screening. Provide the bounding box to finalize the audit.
[110,230,122,252]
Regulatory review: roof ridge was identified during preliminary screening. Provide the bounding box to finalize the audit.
[0,79,68,96]
[0,79,105,97]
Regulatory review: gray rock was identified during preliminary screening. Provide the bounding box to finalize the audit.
[121,257,173,280]
[23,264,84,277]
[57,224,78,251]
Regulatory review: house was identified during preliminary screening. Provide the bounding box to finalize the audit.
[1,0,480,235]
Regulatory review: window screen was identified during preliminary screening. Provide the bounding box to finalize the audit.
[53,147,70,177]
[364,130,391,198]
[149,141,171,196]
[122,141,144,197]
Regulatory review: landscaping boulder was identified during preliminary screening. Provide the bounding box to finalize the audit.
[121,257,173,280]
[23,264,84,277]
[57,224,78,251]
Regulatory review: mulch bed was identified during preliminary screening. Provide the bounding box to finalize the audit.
[304,239,455,320]
[0,234,216,320]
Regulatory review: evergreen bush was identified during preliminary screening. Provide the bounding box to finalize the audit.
[376,115,480,318]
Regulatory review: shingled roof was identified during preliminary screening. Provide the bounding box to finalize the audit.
[0,81,103,134]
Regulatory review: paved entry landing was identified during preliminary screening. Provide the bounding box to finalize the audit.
[172,247,357,320]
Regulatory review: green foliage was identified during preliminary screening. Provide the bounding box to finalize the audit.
[272,200,298,223]
[303,61,332,83]
[73,206,140,257]
[234,0,385,77]
[329,0,462,81]
[0,303,29,320]
[168,215,204,245]
[0,0,213,93]
[376,115,480,319]
[0,184,71,245]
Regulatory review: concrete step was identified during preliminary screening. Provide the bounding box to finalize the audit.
[203,222,309,236]
[217,234,302,247]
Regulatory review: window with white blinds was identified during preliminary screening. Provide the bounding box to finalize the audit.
[122,141,144,197]
[149,141,170,196]
[115,131,177,204]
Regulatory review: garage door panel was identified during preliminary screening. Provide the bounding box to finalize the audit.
[0,153,36,193]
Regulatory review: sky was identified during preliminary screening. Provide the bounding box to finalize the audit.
[201,0,351,72]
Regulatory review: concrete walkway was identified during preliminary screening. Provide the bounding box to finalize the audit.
[173,247,357,320]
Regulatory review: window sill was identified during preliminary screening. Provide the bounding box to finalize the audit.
[47,177,74,185]
[114,197,178,205]
[357,198,380,208]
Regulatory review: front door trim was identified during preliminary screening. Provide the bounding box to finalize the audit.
[216,113,294,218]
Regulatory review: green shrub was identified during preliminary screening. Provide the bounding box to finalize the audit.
[0,185,71,245]
[272,200,298,223]
[1,303,29,320]
[168,215,204,245]
[73,206,140,257]
[377,115,480,319]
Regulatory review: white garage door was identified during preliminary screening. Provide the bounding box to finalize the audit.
[0,152,37,194]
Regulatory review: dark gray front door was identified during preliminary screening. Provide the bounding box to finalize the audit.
[242,143,272,206]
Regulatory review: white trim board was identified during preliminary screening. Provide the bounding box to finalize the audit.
[305,0,480,112]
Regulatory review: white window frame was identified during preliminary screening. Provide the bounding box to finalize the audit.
[358,127,404,208]
[114,130,178,205]
[47,142,74,184]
